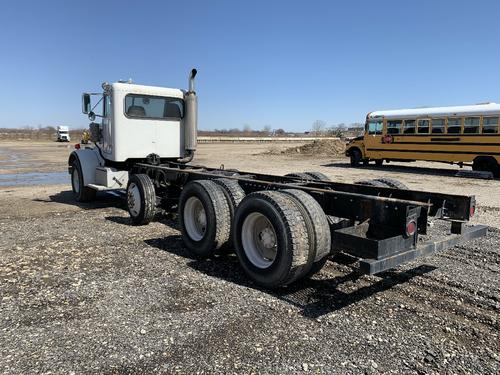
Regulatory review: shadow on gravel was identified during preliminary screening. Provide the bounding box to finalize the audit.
[278,264,436,318]
[33,190,126,210]
[106,214,178,227]
[322,161,461,178]
[145,235,437,318]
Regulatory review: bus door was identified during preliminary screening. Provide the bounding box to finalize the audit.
[364,119,384,158]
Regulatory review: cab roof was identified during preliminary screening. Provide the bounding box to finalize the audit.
[111,82,184,98]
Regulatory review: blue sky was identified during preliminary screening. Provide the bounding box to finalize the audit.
[1,0,500,131]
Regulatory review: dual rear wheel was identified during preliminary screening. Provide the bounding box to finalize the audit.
[178,180,332,289]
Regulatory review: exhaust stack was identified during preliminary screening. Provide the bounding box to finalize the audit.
[184,68,198,154]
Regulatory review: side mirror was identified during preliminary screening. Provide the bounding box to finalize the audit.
[82,93,91,114]
[88,111,96,121]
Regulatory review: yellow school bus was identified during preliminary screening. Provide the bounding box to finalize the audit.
[345,102,500,176]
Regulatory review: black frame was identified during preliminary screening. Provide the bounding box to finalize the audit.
[128,161,485,275]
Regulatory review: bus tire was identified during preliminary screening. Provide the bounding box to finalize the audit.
[233,191,311,288]
[71,159,96,202]
[179,180,231,258]
[473,156,498,176]
[350,149,362,166]
[304,171,331,181]
[373,178,408,190]
[126,174,156,225]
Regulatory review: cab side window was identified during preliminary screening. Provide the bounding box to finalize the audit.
[367,121,383,135]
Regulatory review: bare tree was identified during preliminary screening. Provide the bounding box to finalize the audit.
[311,120,326,136]
[262,125,271,135]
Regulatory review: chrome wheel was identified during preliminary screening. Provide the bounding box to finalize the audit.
[127,182,142,217]
[241,212,277,269]
[183,196,207,241]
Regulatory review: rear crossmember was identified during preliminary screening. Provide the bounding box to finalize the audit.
[131,162,486,276]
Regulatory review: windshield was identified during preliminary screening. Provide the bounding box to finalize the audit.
[125,94,184,120]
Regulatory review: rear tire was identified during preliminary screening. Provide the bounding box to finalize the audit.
[280,189,331,278]
[473,157,499,177]
[285,172,311,179]
[304,171,331,181]
[213,178,246,251]
[373,177,408,190]
[234,191,311,288]
[71,159,96,202]
[127,174,156,225]
[179,180,231,258]
[280,189,331,262]
[354,179,388,187]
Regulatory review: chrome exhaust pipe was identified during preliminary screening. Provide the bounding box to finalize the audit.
[179,69,198,163]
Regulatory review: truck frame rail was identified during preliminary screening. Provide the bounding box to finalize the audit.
[129,161,485,277]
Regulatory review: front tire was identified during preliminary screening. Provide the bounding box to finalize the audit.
[350,149,362,166]
[127,174,156,225]
[71,159,96,202]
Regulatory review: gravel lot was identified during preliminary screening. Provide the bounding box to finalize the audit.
[0,141,499,374]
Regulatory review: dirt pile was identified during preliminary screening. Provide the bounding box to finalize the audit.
[279,139,346,156]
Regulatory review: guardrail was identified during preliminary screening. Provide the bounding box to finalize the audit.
[197,136,341,143]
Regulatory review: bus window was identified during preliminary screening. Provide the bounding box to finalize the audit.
[483,117,499,134]
[431,119,445,133]
[403,119,416,134]
[367,121,383,135]
[447,118,462,134]
[387,120,402,134]
[417,119,430,134]
[464,117,480,133]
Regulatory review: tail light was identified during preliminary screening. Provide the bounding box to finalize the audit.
[406,220,417,237]
[74,143,81,149]
[470,205,475,217]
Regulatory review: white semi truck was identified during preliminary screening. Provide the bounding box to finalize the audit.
[69,69,486,288]
[57,126,70,142]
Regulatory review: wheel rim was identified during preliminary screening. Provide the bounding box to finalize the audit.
[72,169,80,194]
[183,196,207,241]
[241,212,278,269]
[127,182,142,217]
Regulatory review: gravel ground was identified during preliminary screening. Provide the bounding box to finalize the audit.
[1,191,499,374]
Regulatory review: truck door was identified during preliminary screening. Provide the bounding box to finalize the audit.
[102,95,113,156]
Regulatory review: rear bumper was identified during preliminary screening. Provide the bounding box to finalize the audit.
[332,222,488,275]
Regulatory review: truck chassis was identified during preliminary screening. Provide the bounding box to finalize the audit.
[120,160,487,285]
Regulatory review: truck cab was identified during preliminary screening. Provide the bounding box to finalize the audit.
[68,70,198,202]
